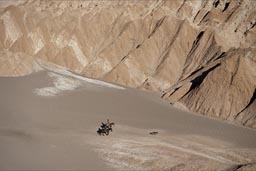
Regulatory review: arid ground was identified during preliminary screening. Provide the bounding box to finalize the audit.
[0,66,255,170]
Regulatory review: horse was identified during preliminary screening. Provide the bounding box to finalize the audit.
[97,127,109,136]
[97,122,115,136]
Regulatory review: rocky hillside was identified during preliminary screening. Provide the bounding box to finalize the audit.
[0,0,255,127]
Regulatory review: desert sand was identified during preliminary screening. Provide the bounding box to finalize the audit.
[0,66,256,170]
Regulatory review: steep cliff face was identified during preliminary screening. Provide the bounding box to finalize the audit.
[0,0,255,127]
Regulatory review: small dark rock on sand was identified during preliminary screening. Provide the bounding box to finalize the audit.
[149,131,158,135]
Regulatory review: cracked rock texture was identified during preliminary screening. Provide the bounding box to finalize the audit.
[0,0,255,128]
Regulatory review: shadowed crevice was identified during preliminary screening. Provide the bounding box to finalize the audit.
[148,16,166,39]
[213,0,220,8]
[189,64,220,91]
[214,52,226,61]
[181,31,205,78]
[181,63,221,98]
[235,88,256,119]
[222,1,230,12]
[199,11,210,24]
[193,31,205,46]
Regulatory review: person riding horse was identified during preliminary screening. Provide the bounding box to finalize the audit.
[97,119,115,136]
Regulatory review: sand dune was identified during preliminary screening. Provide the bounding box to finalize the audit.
[0,69,256,170]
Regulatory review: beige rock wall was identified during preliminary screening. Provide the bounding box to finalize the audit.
[0,0,255,127]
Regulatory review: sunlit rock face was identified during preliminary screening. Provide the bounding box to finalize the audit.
[0,0,255,128]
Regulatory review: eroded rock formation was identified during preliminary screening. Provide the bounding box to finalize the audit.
[0,0,255,127]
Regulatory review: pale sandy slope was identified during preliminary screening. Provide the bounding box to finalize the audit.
[0,69,256,170]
